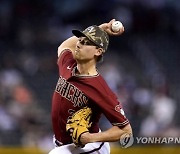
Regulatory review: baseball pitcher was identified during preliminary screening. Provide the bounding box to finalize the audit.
[49,19,133,154]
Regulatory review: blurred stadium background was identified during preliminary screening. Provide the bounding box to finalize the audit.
[0,0,180,153]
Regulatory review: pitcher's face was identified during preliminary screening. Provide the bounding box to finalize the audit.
[73,37,102,62]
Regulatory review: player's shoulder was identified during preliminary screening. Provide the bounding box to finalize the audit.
[93,74,115,94]
[57,48,75,67]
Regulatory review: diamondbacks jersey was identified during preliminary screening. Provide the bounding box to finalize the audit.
[51,49,129,144]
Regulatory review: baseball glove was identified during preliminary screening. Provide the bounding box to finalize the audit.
[66,106,92,146]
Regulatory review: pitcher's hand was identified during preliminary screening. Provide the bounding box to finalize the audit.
[99,19,124,36]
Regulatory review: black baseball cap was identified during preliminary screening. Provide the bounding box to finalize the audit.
[72,25,109,52]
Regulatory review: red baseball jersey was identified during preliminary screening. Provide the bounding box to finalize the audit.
[51,49,129,144]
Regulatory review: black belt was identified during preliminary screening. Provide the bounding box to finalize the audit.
[55,139,72,147]
[55,139,63,147]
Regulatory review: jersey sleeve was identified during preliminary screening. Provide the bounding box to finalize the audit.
[57,49,76,75]
[97,94,129,128]
[57,49,74,67]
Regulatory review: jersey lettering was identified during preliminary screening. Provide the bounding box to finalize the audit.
[55,76,88,107]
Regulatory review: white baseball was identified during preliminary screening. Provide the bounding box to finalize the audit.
[111,21,123,32]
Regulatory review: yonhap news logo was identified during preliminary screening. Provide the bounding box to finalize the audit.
[136,137,180,144]
[119,135,180,148]
[119,133,134,148]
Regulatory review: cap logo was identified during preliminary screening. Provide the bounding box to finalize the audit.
[75,25,109,51]
[86,26,94,33]
[86,29,98,42]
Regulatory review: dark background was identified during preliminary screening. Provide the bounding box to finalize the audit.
[0,0,179,151]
